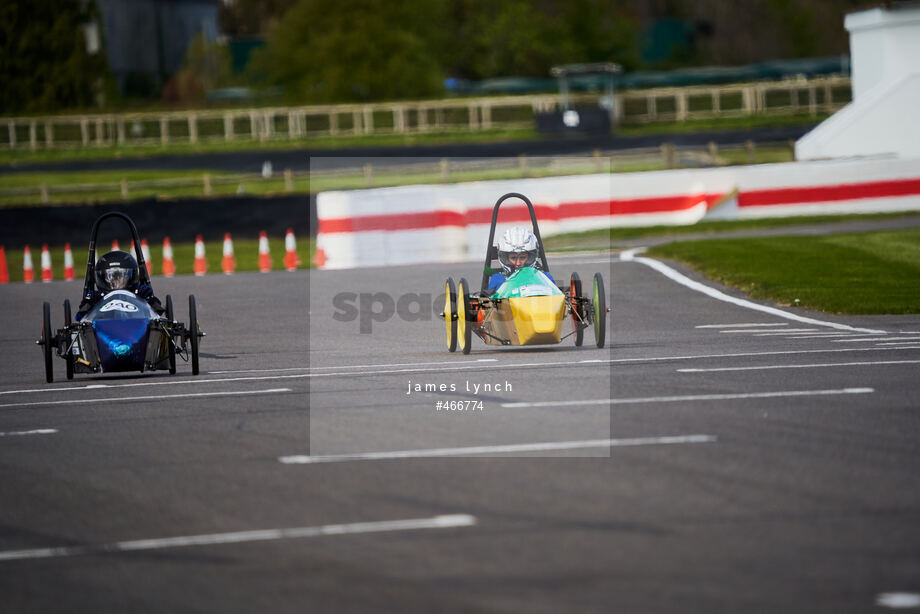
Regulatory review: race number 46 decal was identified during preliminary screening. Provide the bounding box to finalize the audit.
[100,300,138,313]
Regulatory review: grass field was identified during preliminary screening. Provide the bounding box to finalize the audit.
[646,228,920,314]
[1,236,315,283]
[541,212,920,250]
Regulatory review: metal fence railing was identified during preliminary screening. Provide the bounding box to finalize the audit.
[1,76,850,151]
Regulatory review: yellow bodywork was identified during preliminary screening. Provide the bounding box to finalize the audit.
[483,295,566,346]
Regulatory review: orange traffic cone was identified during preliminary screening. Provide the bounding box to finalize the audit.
[40,244,53,282]
[162,237,176,278]
[63,243,75,281]
[258,231,271,273]
[0,245,8,284]
[193,235,207,276]
[283,228,300,272]
[221,233,236,274]
[111,239,120,251]
[141,239,152,276]
[23,246,34,283]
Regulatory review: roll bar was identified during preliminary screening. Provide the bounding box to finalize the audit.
[480,193,550,294]
[82,211,151,297]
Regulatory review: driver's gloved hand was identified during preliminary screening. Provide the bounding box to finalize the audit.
[147,295,165,315]
[77,290,102,321]
[136,283,154,299]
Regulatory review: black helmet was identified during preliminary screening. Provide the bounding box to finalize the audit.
[95,251,139,293]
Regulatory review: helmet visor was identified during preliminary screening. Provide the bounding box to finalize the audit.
[103,266,131,290]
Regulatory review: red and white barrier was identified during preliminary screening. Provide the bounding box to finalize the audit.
[315,157,920,269]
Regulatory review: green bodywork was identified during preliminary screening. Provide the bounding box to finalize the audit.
[491,268,562,299]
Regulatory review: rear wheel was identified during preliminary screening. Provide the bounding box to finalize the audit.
[41,302,53,383]
[63,299,74,380]
[457,278,473,354]
[444,278,457,352]
[189,295,200,375]
[592,273,607,348]
[570,272,583,347]
[165,295,176,374]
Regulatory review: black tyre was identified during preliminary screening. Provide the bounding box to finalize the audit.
[570,272,583,347]
[189,294,200,375]
[165,295,176,374]
[42,302,53,383]
[592,273,607,349]
[457,278,473,355]
[63,299,74,380]
[444,278,457,352]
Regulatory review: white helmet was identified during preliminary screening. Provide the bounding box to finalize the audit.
[497,226,538,274]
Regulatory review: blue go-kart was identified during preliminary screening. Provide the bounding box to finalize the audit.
[37,212,203,382]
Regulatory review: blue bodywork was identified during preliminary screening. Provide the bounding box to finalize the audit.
[85,291,156,373]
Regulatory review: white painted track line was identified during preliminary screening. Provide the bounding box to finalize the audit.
[721,328,817,334]
[279,435,717,464]
[696,323,788,328]
[833,337,916,343]
[0,514,476,562]
[679,360,920,373]
[3,347,917,397]
[210,359,498,374]
[502,388,873,407]
[0,388,292,410]
[0,428,57,437]
[623,253,886,334]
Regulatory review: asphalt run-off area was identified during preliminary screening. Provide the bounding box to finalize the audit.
[1,251,918,613]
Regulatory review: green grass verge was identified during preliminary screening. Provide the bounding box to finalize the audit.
[1,236,315,283]
[646,228,920,314]
[543,212,920,250]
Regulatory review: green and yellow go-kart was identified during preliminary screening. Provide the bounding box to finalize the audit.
[440,192,608,354]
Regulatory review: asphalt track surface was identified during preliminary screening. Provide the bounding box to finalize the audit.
[1,252,919,613]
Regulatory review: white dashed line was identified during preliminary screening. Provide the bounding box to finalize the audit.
[877,593,920,609]
[209,359,498,374]
[679,360,920,372]
[279,435,716,464]
[501,388,873,407]
[696,323,788,329]
[0,514,476,562]
[0,429,57,437]
[720,328,816,334]
[832,337,914,343]
[0,388,292,410]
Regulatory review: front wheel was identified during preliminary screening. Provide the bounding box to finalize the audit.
[189,295,200,375]
[592,273,607,349]
[457,278,473,355]
[444,278,457,352]
[63,299,74,380]
[41,302,53,383]
[165,295,176,374]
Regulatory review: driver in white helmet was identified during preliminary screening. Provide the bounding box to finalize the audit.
[487,226,554,293]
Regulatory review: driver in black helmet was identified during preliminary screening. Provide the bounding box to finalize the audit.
[77,251,164,319]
